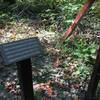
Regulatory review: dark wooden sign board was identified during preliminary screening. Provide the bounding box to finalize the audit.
[0,37,42,100]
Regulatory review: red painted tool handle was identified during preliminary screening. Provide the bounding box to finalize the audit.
[62,0,95,42]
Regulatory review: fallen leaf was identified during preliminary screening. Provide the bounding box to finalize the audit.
[53,57,60,68]
[10,33,16,40]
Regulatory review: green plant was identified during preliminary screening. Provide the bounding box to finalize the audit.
[62,37,96,60]
[73,63,90,78]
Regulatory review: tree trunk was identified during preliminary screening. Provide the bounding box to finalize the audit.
[85,48,100,100]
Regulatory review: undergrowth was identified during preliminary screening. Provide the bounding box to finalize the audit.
[62,37,96,60]
[61,36,97,78]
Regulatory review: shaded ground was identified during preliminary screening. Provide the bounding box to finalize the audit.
[0,20,100,100]
[0,56,88,100]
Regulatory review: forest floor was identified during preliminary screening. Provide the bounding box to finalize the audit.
[0,10,100,100]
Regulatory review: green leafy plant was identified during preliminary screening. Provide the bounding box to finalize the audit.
[73,63,90,78]
[62,37,96,60]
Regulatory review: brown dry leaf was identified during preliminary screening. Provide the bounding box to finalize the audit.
[69,63,76,72]
[0,29,3,35]
[10,33,17,40]
[46,47,60,55]
[5,82,13,92]
[32,67,40,75]
[33,82,53,96]
[53,57,60,68]
[42,37,49,44]
[64,63,76,77]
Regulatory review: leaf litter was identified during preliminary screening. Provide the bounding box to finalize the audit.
[0,17,100,100]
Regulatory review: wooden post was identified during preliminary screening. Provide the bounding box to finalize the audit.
[85,48,100,100]
[16,58,34,100]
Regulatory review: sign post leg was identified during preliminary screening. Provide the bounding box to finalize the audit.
[16,58,34,100]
